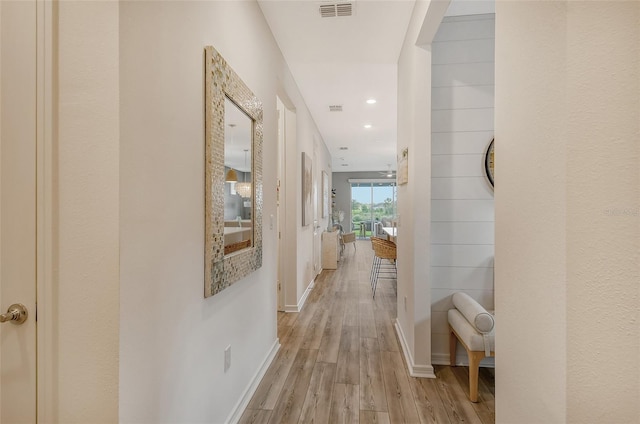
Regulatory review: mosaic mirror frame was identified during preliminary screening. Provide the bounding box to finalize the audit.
[204,46,263,298]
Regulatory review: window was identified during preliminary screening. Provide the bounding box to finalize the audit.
[350,181,396,238]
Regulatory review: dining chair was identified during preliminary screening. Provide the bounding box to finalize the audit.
[341,231,356,253]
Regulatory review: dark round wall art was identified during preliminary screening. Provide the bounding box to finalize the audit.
[484,138,494,188]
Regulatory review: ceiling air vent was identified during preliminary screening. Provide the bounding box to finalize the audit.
[336,3,352,16]
[329,105,343,112]
[319,2,353,18]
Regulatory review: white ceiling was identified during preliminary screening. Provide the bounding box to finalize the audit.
[257,0,494,174]
[258,0,416,173]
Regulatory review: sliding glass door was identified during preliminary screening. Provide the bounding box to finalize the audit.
[351,181,396,238]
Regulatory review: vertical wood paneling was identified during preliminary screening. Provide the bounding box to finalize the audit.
[430,14,496,365]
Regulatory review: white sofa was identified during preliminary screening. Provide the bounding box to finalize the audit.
[448,292,495,402]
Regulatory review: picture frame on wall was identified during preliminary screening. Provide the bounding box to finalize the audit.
[302,152,312,226]
[397,148,408,185]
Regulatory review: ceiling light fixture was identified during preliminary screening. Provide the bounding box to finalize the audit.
[364,124,372,129]
[225,168,238,183]
[235,149,252,198]
[366,99,377,104]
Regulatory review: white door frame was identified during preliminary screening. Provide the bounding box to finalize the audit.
[35,0,55,420]
[276,97,285,311]
[312,137,321,277]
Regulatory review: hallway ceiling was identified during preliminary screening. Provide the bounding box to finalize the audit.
[258,0,416,173]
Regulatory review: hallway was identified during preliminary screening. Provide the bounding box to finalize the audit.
[240,240,494,424]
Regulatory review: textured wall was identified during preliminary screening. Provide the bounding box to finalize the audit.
[430,14,495,366]
[56,0,120,421]
[495,1,639,423]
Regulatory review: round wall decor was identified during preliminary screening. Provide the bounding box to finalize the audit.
[484,139,494,188]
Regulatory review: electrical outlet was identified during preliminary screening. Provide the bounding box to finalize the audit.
[224,345,231,372]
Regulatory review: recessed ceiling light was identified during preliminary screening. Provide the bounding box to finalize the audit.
[364,124,372,129]
[366,99,377,104]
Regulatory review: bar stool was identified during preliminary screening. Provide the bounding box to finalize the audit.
[370,237,397,298]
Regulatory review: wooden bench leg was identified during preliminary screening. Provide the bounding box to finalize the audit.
[449,326,457,366]
[468,351,486,403]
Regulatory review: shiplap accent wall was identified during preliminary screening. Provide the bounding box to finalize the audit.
[430,14,495,366]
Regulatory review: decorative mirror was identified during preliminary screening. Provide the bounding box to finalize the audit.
[205,46,263,298]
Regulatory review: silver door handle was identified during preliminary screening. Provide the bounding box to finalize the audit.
[0,304,28,325]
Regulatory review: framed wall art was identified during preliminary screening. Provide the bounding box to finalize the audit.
[302,152,312,226]
[397,148,408,185]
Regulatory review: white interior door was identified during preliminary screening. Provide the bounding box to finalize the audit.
[276,97,285,311]
[0,0,38,421]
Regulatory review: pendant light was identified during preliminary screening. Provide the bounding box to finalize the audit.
[235,149,252,198]
[225,168,238,183]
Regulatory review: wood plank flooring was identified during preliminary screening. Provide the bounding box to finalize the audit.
[241,240,495,424]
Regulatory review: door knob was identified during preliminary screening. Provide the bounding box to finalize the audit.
[0,303,28,325]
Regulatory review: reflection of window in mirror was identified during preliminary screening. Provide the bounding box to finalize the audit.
[223,96,253,255]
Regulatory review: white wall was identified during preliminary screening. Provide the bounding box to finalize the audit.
[277,70,332,313]
[56,1,120,421]
[395,0,449,378]
[496,1,639,423]
[119,1,329,422]
[294,111,332,308]
[430,14,495,365]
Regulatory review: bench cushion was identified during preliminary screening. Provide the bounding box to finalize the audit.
[452,292,495,333]
[448,309,495,352]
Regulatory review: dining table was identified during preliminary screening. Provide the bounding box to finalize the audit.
[382,226,397,243]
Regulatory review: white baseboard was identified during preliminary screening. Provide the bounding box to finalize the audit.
[432,352,453,366]
[226,339,280,424]
[394,319,436,379]
[284,279,315,313]
[432,352,495,368]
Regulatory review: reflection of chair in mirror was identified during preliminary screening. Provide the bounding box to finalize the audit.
[224,239,251,255]
[370,237,397,298]
[341,232,356,254]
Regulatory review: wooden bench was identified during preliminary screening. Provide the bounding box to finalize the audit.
[448,292,495,402]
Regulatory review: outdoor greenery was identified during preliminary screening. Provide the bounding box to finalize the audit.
[351,197,394,226]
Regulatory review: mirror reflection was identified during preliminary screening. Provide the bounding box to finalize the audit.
[223,96,253,255]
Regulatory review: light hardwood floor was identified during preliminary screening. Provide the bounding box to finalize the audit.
[241,240,495,424]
